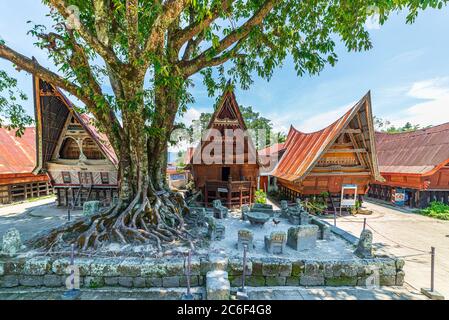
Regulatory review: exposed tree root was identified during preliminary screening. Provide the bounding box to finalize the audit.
[26,188,193,252]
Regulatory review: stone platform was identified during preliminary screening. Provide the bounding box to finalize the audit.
[0,285,425,300]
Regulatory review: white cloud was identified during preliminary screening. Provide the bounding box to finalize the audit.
[365,14,381,30]
[387,77,449,127]
[295,102,355,133]
[181,107,202,126]
[387,49,425,64]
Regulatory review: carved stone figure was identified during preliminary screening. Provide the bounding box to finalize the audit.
[1,228,22,255]
[354,229,373,258]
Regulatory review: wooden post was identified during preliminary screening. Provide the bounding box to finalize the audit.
[46,182,49,195]
[239,188,243,208]
[227,176,232,208]
[249,182,253,206]
[24,184,28,200]
[205,183,208,208]
[7,185,12,204]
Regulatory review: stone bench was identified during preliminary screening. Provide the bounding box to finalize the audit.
[264,231,286,254]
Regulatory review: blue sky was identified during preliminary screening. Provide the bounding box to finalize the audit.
[1,2,449,137]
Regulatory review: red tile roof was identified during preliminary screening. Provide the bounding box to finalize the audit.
[0,127,37,174]
[258,143,285,156]
[272,93,381,182]
[376,122,449,175]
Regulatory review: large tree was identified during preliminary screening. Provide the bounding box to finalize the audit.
[0,0,446,250]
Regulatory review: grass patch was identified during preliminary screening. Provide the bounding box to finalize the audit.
[419,201,449,220]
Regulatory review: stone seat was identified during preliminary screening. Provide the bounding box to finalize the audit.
[212,200,229,219]
[264,231,286,254]
[237,229,254,251]
[287,225,319,251]
[207,216,225,241]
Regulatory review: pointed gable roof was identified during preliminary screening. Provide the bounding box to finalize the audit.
[33,76,118,174]
[190,86,258,165]
[272,92,382,182]
[207,86,248,130]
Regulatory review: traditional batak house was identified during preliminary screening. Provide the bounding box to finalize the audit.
[187,87,259,208]
[0,127,51,204]
[369,123,449,208]
[271,92,383,209]
[32,76,118,208]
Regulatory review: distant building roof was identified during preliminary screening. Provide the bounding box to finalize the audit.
[376,122,449,175]
[0,127,37,174]
[258,143,285,156]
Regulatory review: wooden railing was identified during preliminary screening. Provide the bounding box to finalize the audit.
[204,179,253,208]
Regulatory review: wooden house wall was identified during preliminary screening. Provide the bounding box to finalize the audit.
[192,164,259,189]
[0,173,52,204]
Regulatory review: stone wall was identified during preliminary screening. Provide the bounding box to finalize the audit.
[0,254,404,289]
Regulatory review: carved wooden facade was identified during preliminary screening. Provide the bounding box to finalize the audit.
[33,77,118,208]
[188,87,259,208]
[271,92,383,206]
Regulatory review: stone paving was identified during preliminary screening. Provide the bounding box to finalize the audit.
[328,200,449,299]
[0,197,83,242]
[0,285,425,300]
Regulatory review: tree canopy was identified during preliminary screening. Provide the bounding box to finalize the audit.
[374,116,430,133]
[188,104,285,149]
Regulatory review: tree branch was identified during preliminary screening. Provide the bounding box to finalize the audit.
[126,0,139,62]
[174,0,234,52]
[181,0,278,77]
[47,0,122,70]
[141,0,188,63]
[0,42,84,101]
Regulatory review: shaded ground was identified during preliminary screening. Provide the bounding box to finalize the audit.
[328,200,449,298]
[0,285,425,300]
[0,197,83,241]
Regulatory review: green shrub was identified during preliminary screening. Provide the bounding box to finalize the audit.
[420,201,449,220]
[304,196,327,215]
[255,189,267,204]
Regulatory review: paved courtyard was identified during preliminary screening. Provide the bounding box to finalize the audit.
[0,198,438,300]
[0,197,82,242]
[330,200,449,298]
[0,285,425,300]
